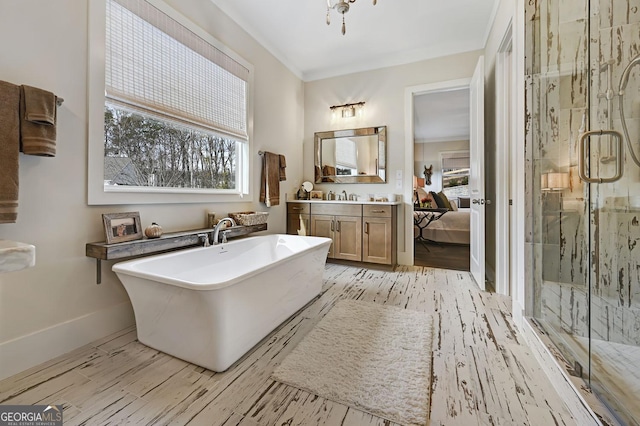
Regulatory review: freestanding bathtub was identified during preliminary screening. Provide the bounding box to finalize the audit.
[113,234,331,372]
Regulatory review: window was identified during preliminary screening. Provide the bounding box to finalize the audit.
[440,150,470,198]
[88,0,253,204]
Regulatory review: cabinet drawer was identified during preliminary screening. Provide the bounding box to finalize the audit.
[287,203,310,214]
[363,205,393,218]
[311,203,362,216]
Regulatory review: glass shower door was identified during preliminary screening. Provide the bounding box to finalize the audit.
[527,0,591,391]
[528,1,640,424]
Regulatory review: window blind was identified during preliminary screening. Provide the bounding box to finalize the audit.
[336,138,357,168]
[106,0,249,140]
[441,153,470,169]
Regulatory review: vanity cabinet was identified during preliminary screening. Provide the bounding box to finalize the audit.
[287,203,310,236]
[287,201,396,266]
[362,205,396,265]
[310,204,362,261]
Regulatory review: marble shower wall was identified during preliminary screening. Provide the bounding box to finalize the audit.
[527,0,640,346]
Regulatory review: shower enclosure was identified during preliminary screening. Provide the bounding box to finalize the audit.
[527,1,640,424]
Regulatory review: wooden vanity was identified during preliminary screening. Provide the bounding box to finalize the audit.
[287,200,398,266]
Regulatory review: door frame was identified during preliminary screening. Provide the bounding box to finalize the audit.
[496,20,515,296]
[402,78,471,266]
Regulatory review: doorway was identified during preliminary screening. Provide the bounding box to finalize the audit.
[404,79,473,271]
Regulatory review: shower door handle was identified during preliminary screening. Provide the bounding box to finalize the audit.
[578,130,624,183]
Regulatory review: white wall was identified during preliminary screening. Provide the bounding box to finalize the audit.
[304,50,483,265]
[414,140,470,193]
[0,0,303,379]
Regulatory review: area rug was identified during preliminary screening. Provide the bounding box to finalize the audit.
[272,300,433,426]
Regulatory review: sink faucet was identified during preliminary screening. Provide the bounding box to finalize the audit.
[213,217,236,245]
[341,190,348,200]
[197,233,210,247]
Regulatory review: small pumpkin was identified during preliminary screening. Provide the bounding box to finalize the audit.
[144,222,163,239]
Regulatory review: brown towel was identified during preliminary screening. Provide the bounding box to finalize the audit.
[0,81,21,223]
[260,152,280,207]
[278,154,287,181]
[20,85,57,157]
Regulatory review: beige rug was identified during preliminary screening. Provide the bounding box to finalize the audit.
[272,300,433,426]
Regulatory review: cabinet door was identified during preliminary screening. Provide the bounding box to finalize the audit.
[363,217,392,264]
[334,216,362,261]
[311,214,335,258]
[287,213,310,236]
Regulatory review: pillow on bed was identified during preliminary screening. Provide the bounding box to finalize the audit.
[458,197,471,208]
[450,199,458,211]
[437,191,453,210]
[430,191,446,209]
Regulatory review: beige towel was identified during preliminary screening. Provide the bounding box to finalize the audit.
[0,81,21,223]
[279,154,287,181]
[20,85,57,157]
[260,152,280,207]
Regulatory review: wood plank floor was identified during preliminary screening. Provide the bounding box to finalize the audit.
[414,240,470,271]
[0,264,577,425]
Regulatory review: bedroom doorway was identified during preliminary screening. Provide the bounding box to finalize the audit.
[404,78,474,272]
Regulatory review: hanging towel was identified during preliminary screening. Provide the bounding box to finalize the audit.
[260,152,280,207]
[0,81,21,223]
[279,154,287,181]
[20,85,57,157]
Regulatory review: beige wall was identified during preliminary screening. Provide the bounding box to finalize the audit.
[303,50,483,264]
[0,0,303,379]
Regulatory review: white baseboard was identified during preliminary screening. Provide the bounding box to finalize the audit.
[0,302,134,381]
[520,318,618,426]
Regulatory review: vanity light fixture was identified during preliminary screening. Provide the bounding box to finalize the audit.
[330,101,365,119]
[326,0,378,35]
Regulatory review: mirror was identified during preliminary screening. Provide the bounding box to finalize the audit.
[314,126,387,184]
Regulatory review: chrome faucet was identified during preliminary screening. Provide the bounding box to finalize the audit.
[341,190,348,201]
[197,233,210,247]
[213,217,236,245]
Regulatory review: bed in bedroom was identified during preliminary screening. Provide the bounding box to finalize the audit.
[413,209,470,244]
[413,189,470,245]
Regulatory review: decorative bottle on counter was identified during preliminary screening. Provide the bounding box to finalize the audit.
[297,186,307,200]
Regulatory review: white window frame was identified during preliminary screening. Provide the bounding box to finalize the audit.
[87,0,254,205]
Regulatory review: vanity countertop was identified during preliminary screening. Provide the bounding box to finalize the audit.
[287,200,401,206]
[0,240,36,273]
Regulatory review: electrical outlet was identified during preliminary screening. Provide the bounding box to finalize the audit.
[395,170,403,180]
[395,179,402,190]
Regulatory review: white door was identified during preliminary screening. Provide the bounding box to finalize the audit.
[470,56,485,290]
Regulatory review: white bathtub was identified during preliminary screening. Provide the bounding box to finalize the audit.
[113,234,331,372]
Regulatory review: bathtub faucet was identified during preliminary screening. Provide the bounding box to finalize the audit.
[213,217,236,245]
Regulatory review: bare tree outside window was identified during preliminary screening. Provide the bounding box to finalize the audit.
[104,105,237,190]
